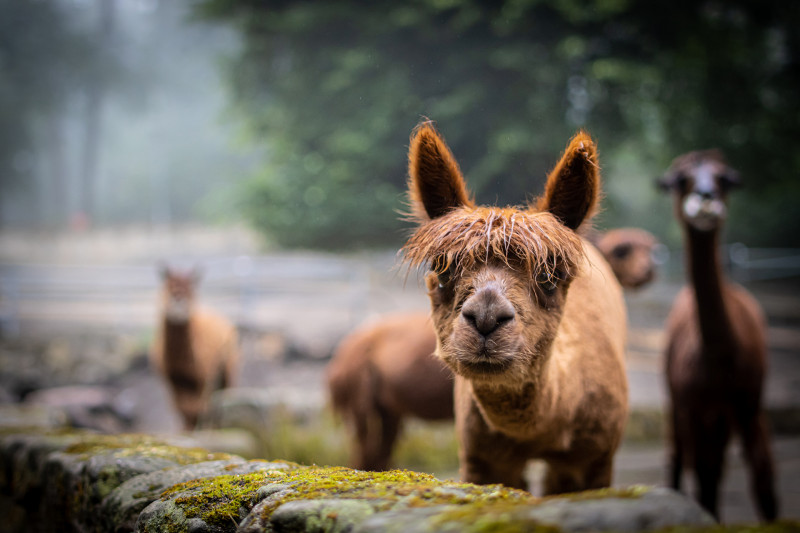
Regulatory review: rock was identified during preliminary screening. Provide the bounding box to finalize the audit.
[354,486,715,533]
[353,505,455,533]
[266,499,377,533]
[135,471,294,533]
[0,426,719,533]
[181,429,260,459]
[140,466,532,533]
[0,403,68,431]
[25,385,133,433]
[0,430,231,532]
[204,387,325,432]
[101,458,290,533]
[0,430,85,506]
[513,486,715,531]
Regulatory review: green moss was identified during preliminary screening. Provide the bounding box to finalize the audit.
[428,501,547,533]
[540,484,650,503]
[160,465,534,529]
[427,485,650,532]
[62,433,230,464]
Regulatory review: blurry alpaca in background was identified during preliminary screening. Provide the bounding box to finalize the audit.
[152,266,239,430]
[593,228,661,290]
[327,312,452,471]
[659,150,777,521]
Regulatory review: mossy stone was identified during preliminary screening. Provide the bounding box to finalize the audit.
[101,459,291,533]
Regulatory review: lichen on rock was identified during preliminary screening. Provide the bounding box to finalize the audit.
[139,465,533,533]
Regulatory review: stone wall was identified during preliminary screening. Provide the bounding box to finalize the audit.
[0,409,723,533]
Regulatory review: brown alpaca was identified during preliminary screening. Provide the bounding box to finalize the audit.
[151,267,239,430]
[327,312,452,470]
[658,150,777,521]
[327,227,655,472]
[402,122,628,494]
[593,228,659,290]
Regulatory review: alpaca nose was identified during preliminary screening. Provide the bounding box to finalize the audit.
[461,287,515,337]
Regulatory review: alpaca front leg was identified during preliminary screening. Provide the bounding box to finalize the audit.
[543,462,584,495]
[739,411,778,521]
[668,405,684,491]
[456,390,528,489]
[460,449,528,490]
[693,417,730,521]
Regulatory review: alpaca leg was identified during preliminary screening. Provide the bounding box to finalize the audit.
[543,463,585,495]
[351,409,379,471]
[461,453,527,490]
[581,452,615,491]
[739,411,778,521]
[693,418,729,520]
[669,407,685,491]
[374,408,402,471]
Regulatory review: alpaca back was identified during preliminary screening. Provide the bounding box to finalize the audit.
[327,313,451,422]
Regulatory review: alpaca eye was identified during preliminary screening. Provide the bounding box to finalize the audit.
[433,256,455,289]
[611,243,632,259]
[438,265,455,288]
[536,270,559,293]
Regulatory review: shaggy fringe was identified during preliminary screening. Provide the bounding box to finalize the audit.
[402,206,585,279]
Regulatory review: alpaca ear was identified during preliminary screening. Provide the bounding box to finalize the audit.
[408,122,473,220]
[535,131,600,230]
[656,169,681,192]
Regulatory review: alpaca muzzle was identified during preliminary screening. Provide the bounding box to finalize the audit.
[683,193,726,231]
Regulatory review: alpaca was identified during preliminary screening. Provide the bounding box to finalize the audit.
[402,122,628,494]
[151,266,239,430]
[327,227,652,472]
[593,228,659,290]
[658,150,777,521]
[327,312,452,470]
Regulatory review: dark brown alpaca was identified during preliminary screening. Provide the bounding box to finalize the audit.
[659,150,777,521]
[593,228,659,290]
[151,267,239,430]
[402,122,628,494]
[326,312,452,470]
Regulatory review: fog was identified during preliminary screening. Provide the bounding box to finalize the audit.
[0,0,256,230]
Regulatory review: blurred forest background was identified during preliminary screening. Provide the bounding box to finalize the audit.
[1,0,798,250]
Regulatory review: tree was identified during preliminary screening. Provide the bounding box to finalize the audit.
[199,0,800,248]
[0,0,92,228]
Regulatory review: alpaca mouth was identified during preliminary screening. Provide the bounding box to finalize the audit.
[458,359,510,375]
[683,194,725,231]
[453,346,515,377]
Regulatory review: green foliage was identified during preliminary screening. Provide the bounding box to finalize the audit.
[199,0,800,248]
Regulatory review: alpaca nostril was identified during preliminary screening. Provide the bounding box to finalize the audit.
[461,290,516,338]
[697,189,714,200]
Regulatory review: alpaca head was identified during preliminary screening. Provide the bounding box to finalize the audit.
[403,122,599,386]
[658,150,740,232]
[596,228,659,290]
[159,266,200,323]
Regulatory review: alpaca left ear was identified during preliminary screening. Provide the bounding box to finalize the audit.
[407,122,474,220]
[534,131,600,230]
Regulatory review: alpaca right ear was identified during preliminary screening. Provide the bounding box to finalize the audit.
[408,122,473,220]
[535,131,600,230]
[656,170,678,192]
